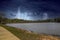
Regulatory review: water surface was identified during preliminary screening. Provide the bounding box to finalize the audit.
[6,23,60,35]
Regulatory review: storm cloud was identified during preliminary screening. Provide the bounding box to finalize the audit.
[0,0,60,20]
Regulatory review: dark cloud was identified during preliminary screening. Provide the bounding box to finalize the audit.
[0,0,60,20]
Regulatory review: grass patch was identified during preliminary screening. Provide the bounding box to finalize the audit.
[0,24,41,40]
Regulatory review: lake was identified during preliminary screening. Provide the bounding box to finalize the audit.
[6,23,60,35]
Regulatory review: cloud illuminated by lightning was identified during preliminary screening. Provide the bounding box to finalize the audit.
[42,13,48,20]
[15,7,33,20]
[15,7,49,20]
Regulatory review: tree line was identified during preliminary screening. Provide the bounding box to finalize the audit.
[0,16,60,24]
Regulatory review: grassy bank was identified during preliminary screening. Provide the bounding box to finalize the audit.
[0,24,41,40]
[0,24,60,40]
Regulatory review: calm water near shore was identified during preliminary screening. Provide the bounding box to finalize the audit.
[6,23,60,35]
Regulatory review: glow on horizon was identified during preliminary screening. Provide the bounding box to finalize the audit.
[15,7,32,20]
[15,7,49,20]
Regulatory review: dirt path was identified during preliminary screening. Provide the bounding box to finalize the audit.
[0,26,20,40]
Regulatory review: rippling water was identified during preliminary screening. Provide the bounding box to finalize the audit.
[6,23,60,35]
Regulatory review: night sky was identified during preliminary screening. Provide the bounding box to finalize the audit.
[0,0,60,20]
